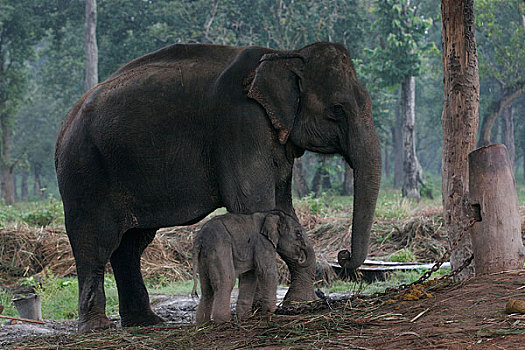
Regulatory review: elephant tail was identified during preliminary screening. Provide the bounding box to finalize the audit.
[191,238,200,299]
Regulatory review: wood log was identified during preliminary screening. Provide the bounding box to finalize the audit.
[468,144,525,275]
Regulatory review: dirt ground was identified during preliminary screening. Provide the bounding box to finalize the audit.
[2,271,524,349]
[1,204,524,348]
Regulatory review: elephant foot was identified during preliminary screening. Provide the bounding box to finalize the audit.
[283,286,317,303]
[211,312,232,324]
[78,314,112,333]
[120,311,165,327]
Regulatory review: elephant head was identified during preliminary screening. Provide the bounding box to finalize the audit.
[260,212,311,267]
[248,42,381,271]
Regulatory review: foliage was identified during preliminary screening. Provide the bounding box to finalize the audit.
[21,200,63,226]
[0,200,64,226]
[374,192,412,219]
[0,0,523,202]
[475,0,525,147]
[365,0,432,88]
[295,191,343,216]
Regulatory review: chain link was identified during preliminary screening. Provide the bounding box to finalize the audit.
[381,217,476,295]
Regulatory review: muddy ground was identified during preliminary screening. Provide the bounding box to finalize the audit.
[2,271,524,349]
[0,287,291,347]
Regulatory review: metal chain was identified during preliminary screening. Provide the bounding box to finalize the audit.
[382,217,476,295]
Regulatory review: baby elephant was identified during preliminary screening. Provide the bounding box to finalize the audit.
[193,211,311,325]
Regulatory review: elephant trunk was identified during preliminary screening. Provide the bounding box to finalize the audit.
[338,97,381,271]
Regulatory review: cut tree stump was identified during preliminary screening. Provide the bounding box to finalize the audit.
[468,144,525,275]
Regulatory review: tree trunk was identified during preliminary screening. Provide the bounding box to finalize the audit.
[311,157,330,197]
[13,174,17,202]
[33,166,44,199]
[468,145,525,274]
[500,105,515,170]
[521,142,525,183]
[21,171,28,201]
[441,0,480,280]
[342,163,354,196]
[384,144,390,179]
[293,158,309,198]
[401,76,420,201]
[393,104,403,188]
[85,0,98,91]
[478,87,525,147]
[0,116,15,205]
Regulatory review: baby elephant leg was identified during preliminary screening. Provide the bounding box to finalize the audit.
[196,275,213,325]
[210,251,236,324]
[236,270,257,320]
[256,267,278,315]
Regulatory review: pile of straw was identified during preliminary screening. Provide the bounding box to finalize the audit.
[0,224,203,283]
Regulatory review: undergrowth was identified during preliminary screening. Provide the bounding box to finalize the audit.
[0,199,64,227]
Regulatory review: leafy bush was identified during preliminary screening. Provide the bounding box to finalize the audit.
[0,205,22,224]
[21,200,64,226]
[22,209,56,227]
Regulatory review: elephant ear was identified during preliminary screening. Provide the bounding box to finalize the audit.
[260,213,281,248]
[247,53,305,144]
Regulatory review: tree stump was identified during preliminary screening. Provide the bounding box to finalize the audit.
[468,144,525,275]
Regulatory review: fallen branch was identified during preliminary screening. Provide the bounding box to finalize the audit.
[0,314,45,325]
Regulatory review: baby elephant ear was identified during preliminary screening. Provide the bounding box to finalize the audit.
[260,213,281,248]
[247,53,304,144]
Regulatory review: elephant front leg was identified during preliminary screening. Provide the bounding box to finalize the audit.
[255,266,278,315]
[236,271,257,320]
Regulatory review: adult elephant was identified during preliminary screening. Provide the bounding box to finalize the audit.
[55,42,381,332]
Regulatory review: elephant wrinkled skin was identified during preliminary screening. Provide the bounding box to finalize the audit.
[55,42,381,332]
[193,211,313,325]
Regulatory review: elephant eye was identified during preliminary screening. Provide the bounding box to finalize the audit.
[295,230,303,238]
[329,104,346,121]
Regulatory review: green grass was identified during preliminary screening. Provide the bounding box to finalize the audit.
[0,275,201,321]
[325,269,444,295]
[146,279,198,296]
[388,248,417,262]
[0,199,64,227]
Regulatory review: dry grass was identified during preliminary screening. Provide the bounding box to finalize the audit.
[0,224,204,284]
[1,204,523,286]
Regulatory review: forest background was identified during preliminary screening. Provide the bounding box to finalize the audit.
[1,0,524,204]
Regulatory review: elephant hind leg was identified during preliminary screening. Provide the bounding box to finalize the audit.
[196,274,213,325]
[110,228,164,327]
[209,252,235,324]
[67,218,119,332]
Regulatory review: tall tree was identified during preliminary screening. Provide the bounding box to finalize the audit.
[0,0,53,204]
[368,0,430,199]
[85,0,98,90]
[476,0,525,164]
[441,0,480,279]
[401,75,419,200]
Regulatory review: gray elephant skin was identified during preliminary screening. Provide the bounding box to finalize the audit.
[54,42,381,332]
[193,211,313,325]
